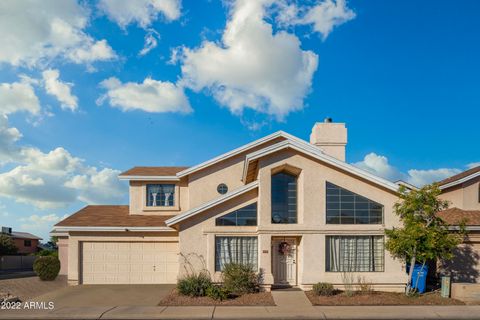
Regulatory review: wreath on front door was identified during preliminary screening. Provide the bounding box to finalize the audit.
[279,241,291,255]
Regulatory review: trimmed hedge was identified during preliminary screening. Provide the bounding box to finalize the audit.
[33,256,60,281]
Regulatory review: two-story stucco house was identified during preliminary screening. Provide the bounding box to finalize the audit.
[438,166,480,283]
[51,120,408,291]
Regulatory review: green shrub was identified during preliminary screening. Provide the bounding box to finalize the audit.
[222,263,258,295]
[33,256,60,281]
[206,285,229,301]
[177,272,212,297]
[313,282,335,296]
[0,234,17,255]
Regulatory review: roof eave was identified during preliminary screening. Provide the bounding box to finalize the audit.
[118,175,180,181]
[51,226,176,232]
[439,171,480,190]
[176,131,307,178]
[242,140,399,193]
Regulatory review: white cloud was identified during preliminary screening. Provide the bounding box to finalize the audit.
[98,77,192,113]
[42,69,78,111]
[0,80,41,116]
[21,213,69,224]
[0,116,22,163]
[354,152,463,187]
[304,0,355,39]
[406,168,462,188]
[99,0,181,29]
[0,116,126,209]
[0,146,126,209]
[66,39,116,65]
[0,0,116,67]
[280,0,356,40]
[65,168,126,204]
[19,213,69,239]
[467,162,480,169]
[139,29,160,56]
[353,153,403,182]
[178,0,318,119]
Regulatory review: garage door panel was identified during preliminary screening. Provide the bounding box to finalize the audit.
[81,241,179,284]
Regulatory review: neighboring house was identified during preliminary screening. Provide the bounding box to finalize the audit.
[437,166,480,283]
[1,227,42,254]
[52,120,408,291]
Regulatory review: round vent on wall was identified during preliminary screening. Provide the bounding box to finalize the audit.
[217,183,228,195]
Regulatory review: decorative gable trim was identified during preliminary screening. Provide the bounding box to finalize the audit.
[165,181,259,226]
[176,131,308,178]
[439,171,480,190]
[242,139,399,192]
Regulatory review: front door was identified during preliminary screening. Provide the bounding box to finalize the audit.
[272,238,297,285]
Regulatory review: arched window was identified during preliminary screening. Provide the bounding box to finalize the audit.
[271,172,297,224]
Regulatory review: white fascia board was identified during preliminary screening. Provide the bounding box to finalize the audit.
[242,139,399,192]
[176,131,306,178]
[439,171,480,190]
[448,226,480,231]
[49,232,68,237]
[394,180,419,191]
[166,181,259,226]
[51,226,176,232]
[118,175,180,181]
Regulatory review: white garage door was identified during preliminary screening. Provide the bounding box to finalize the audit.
[81,241,178,284]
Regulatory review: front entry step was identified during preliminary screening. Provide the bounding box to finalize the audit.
[271,285,301,291]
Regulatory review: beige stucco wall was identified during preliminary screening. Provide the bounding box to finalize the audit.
[129,178,189,215]
[177,149,406,291]
[440,232,480,284]
[440,177,480,210]
[66,231,178,285]
[57,237,68,275]
[128,137,285,216]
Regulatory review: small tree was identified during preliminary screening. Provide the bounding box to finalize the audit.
[385,184,465,295]
[0,234,17,255]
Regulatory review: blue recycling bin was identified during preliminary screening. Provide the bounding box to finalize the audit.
[410,264,428,293]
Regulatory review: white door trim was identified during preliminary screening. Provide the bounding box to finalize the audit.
[272,238,297,286]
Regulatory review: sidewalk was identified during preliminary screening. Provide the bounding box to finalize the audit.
[1,290,480,320]
[2,304,480,320]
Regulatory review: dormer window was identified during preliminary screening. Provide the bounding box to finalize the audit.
[271,172,297,224]
[146,184,175,207]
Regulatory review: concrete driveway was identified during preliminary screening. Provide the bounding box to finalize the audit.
[30,284,175,308]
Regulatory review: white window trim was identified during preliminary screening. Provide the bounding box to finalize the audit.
[143,183,180,211]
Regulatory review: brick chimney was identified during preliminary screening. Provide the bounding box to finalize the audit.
[309,118,347,161]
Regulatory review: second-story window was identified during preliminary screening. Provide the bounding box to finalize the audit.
[326,182,383,224]
[271,172,297,224]
[146,184,175,207]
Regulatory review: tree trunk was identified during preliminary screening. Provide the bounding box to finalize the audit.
[406,249,416,295]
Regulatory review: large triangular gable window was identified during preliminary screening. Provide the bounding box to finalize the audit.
[216,203,257,226]
[326,182,383,224]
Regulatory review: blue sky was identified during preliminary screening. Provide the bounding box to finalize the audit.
[0,0,479,240]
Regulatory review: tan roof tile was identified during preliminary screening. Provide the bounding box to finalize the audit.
[119,166,189,177]
[438,207,480,226]
[55,205,173,227]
